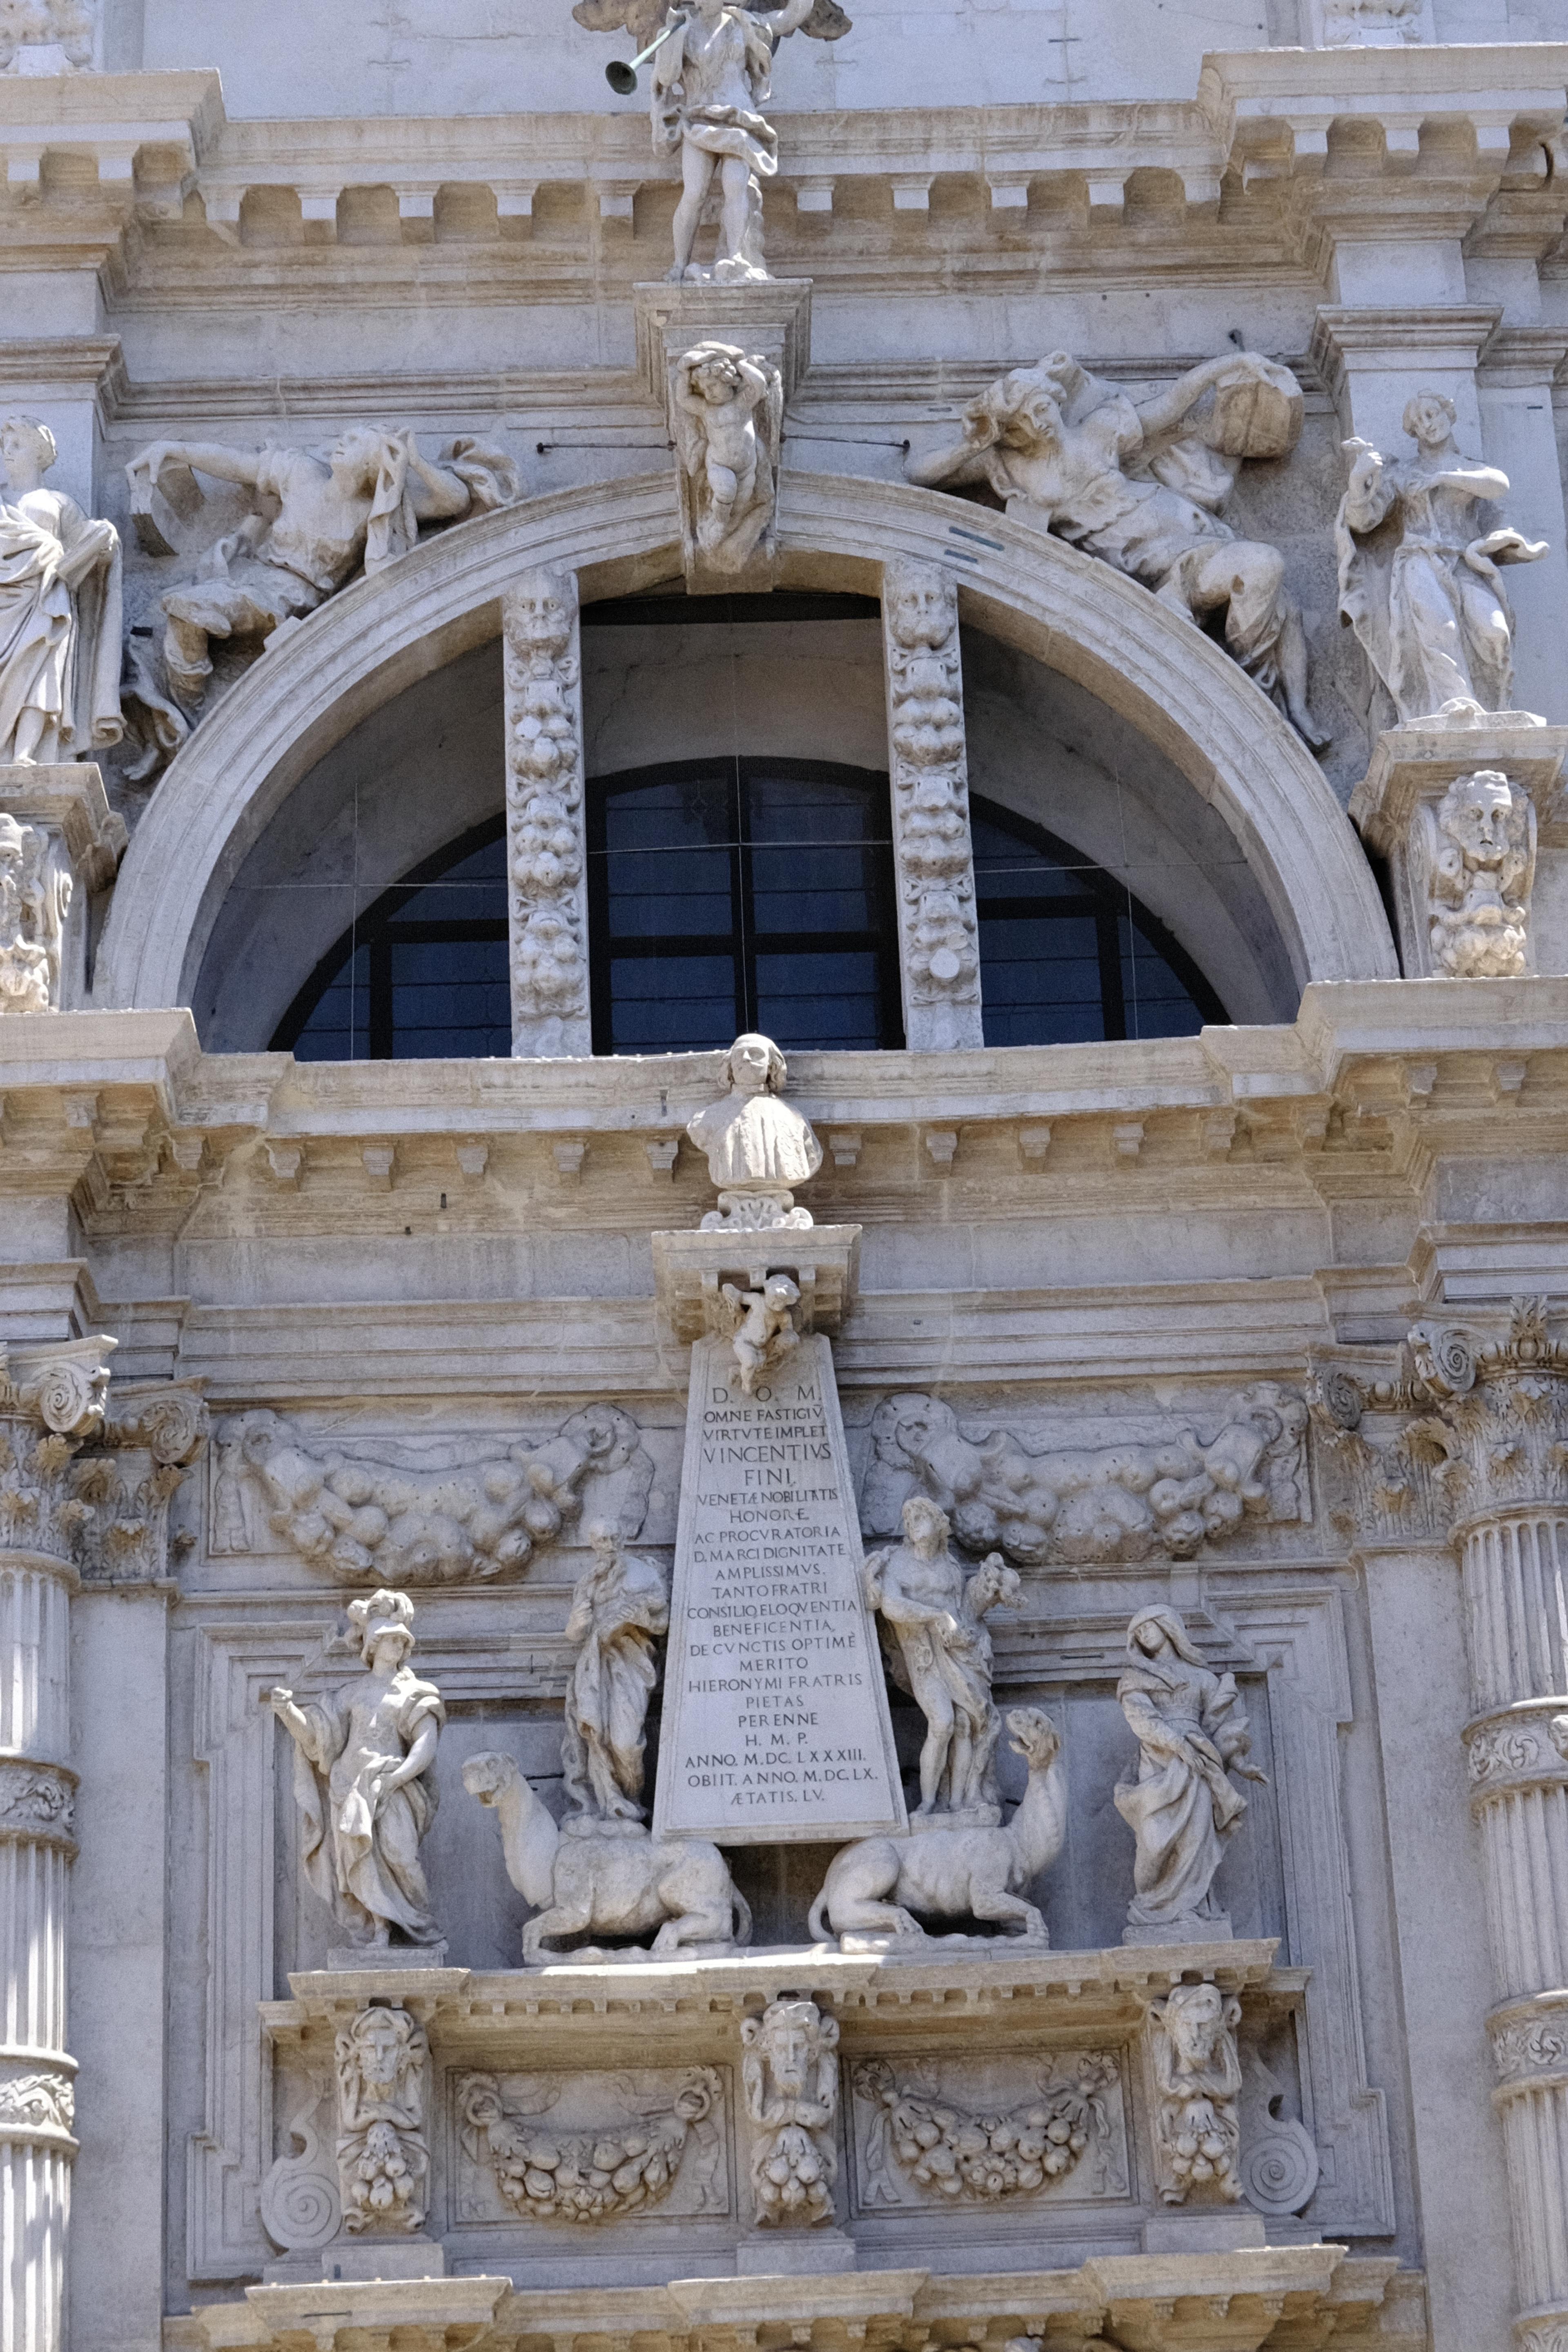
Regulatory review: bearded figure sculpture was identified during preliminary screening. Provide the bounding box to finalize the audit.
[1146,1982,1245,2207]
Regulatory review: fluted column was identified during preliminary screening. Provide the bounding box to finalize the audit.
[0,1342,110,2352]
[1407,1307,1568,2352]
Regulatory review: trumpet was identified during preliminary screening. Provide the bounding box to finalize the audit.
[605,18,678,92]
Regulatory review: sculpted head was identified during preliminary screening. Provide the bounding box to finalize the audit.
[1439,770,1519,867]
[507,567,575,660]
[887,563,955,651]
[584,1516,621,1566]
[0,415,57,493]
[686,343,746,404]
[461,1749,516,1805]
[0,812,29,873]
[1402,390,1458,452]
[343,2002,418,2096]
[327,425,389,490]
[1127,1603,1205,1666]
[726,1032,786,1096]
[1158,1981,1240,2070]
[350,1586,416,1670]
[763,1272,800,1314]
[745,1996,830,2094]
[900,1492,951,1555]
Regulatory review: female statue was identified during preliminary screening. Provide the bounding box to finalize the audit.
[1336,389,1547,722]
[1114,1604,1265,1942]
[0,416,123,766]
[268,1587,445,1950]
[865,1494,1018,1819]
[650,0,820,283]
[561,1521,670,1822]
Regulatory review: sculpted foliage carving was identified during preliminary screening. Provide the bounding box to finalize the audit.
[504,568,589,1052]
[0,1760,76,1841]
[883,561,981,1035]
[457,2068,724,2221]
[864,1385,1308,1567]
[334,2006,429,2235]
[853,2052,1121,2203]
[1492,2014,1568,2085]
[0,2070,76,2136]
[213,1403,654,1582]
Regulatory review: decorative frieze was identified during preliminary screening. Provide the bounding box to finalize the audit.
[852,2052,1123,2204]
[502,566,591,1058]
[456,2067,724,2223]
[212,1402,653,1583]
[863,1384,1309,1566]
[881,559,983,1052]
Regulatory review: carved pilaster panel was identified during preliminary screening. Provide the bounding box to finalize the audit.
[0,1760,77,1853]
[503,567,591,1059]
[881,559,984,1052]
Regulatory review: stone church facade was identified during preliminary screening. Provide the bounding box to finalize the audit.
[3,1,1568,2348]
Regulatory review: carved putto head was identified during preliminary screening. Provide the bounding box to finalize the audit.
[1402,389,1458,451]
[0,414,58,492]
[349,1586,417,1667]
[683,341,750,405]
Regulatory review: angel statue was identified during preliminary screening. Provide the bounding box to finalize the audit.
[645,0,849,283]
[1114,1604,1267,1945]
[0,415,124,768]
[716,1272,800,1395]
[907,350,1327,748]
[267,1587,446,1953]
[673,343,782,574]
[1335,390,1547,724]
[122,426,518,734]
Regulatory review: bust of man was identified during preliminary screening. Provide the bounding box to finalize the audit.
[686,1032,823,1231]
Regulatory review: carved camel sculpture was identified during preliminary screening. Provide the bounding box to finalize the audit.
[463,1751,752,1964]
[807,1708,1066,1947]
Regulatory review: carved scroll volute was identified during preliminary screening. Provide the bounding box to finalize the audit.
[503,566,590,1059]
[881,559,984,1051]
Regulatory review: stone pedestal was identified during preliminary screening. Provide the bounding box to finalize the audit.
[1348,715,1568,978]
[0,765,125,1014]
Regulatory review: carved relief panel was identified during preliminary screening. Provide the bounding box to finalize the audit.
[849,2049,1131,2216]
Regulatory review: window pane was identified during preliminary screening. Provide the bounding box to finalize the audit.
[756,950,882,1049]
[751,842,877,934]
[604,846,734,939]
[747,770,888,846]
[606,952,737,1051]
[604,773,733,852]
[292,942,370,1060]
[388,936,510,1057]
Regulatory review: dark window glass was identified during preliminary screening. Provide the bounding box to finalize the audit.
[586,757,904,1056]
[272,820,511,1061]
[971,797,1225,1045]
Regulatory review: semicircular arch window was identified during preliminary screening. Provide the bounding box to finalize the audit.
[272,771,1225,1060]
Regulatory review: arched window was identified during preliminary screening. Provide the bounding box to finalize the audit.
[972,795,1226,1045]
[274,776,1224,1061]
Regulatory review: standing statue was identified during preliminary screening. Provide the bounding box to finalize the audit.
[124,428,518,716]
[648,0,847,284]
[1114,1604,1266,1944]
[1336,391,1547,723]
[0,416,123,767]
[865,1494,1019,1821]
[686,1031,823,1231]
[740,1996,840,2225]
[907,352,1326,748]
[268,1587,446,1953]
[672,343,782,574]
[562,1520,670,1823]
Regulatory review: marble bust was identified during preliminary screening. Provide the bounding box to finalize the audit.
[686,1031,823,1231]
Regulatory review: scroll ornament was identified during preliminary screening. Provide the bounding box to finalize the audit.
[457,2069,722,2221]
[214,1402,654,1583]
[259,2074,340,2254]
[853,2053,1118,2201]
[864,1385,1309,1567]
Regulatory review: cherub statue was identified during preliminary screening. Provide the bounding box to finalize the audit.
[562,1520,670,1823]
[740,1996,840,2225]
[0,415,123,767]
[0,811,64,1013]
[267,1587,445,1952]
[673,343,782,572]
[1114,1604,1266,1944]
[686,1031,823,1231]
[908,351,1326,748]
[864,1494,1019,1820]
[717,1271,800,1395]
[1335,390,1547,724]
[123,427,518,724]
[648,0,847,283]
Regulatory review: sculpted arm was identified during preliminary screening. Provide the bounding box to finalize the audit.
[755,0,816,34]
[380,1711,439,1796]
[1130,355,1236,443]
[134,440,265,492]
[907,434,1008,495]
[1339,440,1395,534]
[403,439,475,523]
[1120,1682,1194,1763]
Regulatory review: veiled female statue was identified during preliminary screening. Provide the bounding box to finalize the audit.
[1335,389,1547,723]
[1114,1604,1266,1943]
[0,416,123,767]
[562,1521,670,1823]
[269,1587,445,1951]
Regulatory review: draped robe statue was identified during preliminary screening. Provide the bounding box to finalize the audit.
[0,416,123,766]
